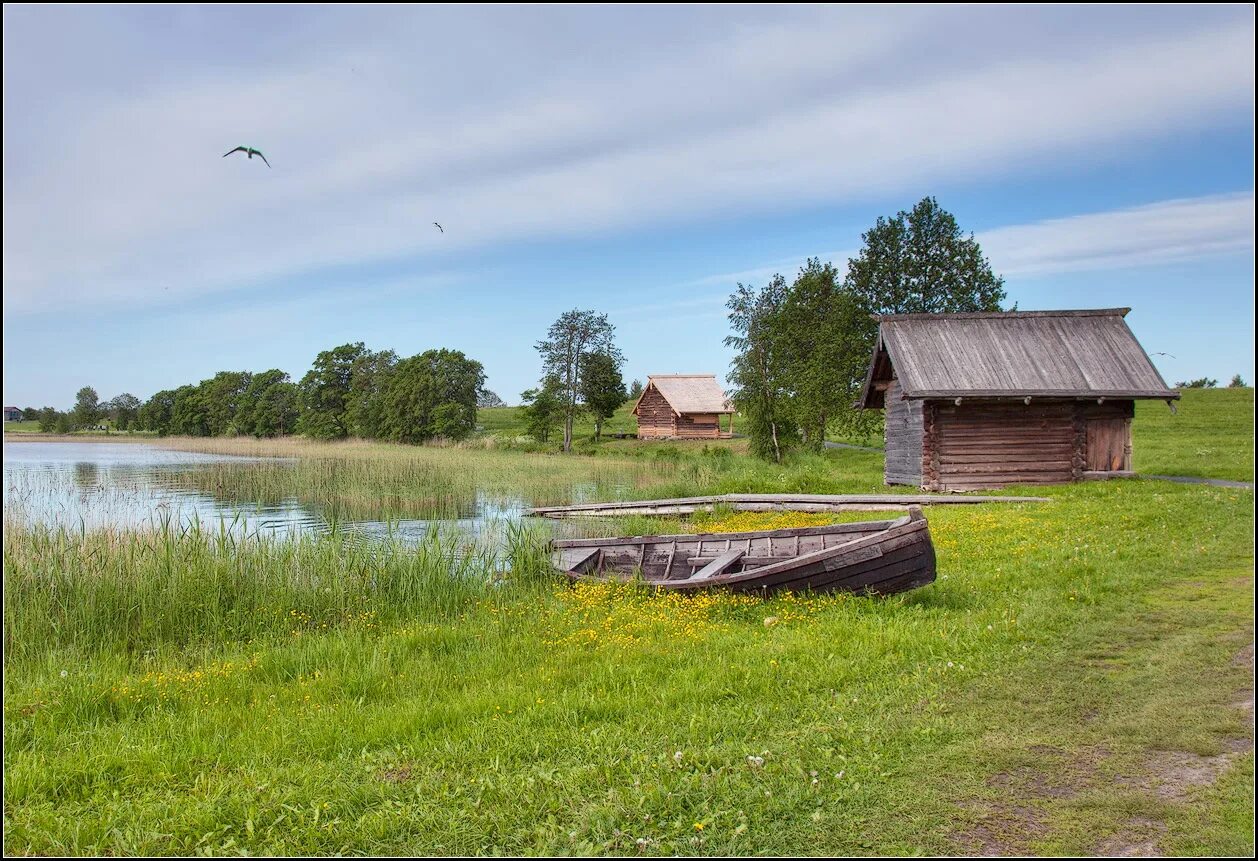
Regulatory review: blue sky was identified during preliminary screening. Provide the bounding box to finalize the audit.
[3,4,1254,409]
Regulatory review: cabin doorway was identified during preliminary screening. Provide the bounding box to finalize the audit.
[1086,418,1132,472]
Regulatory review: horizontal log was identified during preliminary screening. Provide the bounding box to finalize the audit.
[531,493,1050,519]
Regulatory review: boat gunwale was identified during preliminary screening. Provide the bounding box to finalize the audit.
[550,514,909,549]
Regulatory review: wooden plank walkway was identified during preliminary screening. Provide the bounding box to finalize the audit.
[526,492,1049,518]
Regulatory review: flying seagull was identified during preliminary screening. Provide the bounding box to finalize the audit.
[433,222,443,233]
[1150,352,1176,359]
[222,146,270,167]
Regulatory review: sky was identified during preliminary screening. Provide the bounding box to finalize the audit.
[3,4,1255,410]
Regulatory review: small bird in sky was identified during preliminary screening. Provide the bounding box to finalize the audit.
[222,146,270,167]
[1151,352,1176,359]
[433,222,444,233]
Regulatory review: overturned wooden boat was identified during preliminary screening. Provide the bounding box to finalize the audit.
[550,506,936,596]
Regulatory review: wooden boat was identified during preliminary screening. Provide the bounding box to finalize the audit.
[549,506,936,596]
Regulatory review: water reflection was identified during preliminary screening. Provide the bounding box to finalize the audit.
[3,441,607,549]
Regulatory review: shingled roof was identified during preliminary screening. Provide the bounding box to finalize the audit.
[633,375,733,415]
[857,309,1179,408]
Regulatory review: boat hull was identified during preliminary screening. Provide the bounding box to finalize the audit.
[550,508,937,596]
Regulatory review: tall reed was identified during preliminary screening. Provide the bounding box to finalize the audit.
[2,517,551,664]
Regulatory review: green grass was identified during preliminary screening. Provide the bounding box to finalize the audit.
[3,389,1253,855]
[1134,387,1254,481]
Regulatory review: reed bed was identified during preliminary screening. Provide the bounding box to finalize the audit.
[149,436,686,520]
[2,516,552,664]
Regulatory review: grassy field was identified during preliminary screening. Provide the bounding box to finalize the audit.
[1135,387,1254,481]
[3,392,1253,855]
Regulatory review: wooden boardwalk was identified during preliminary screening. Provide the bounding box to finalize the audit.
[526,492,1049,518]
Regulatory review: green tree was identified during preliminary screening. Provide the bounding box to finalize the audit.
[298,343,369,439]
[520,377,565,444]
[378,349,485,444]
[106,393,142,431]
[725,276,798,462]
[169,385,209,436]
[1229,374,1246,388]
[345,349,398,439]
[198,371,252,436]
[138,390,177,435]
[72,386,101,429]
[777,258,876,449]
[1175,377,1218,389]
[242,370,300,437]
[535,310,623,452]
[627,379,644,402]
[36,406,62,433]
[844,196,1007,319]
[580,352,627,441]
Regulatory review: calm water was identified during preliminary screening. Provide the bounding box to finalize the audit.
[3,440,551,546]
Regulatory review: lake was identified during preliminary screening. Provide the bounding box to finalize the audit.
[2,440,553,547]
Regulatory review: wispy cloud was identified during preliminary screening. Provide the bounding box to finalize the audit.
[3,7,1252,315]
[632,192,1256,316]
[976,193,1255,277]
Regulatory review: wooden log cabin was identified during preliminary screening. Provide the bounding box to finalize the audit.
[632,374,734,439]
[856,309,1179,491]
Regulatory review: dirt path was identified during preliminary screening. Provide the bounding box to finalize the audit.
[953,638,1255,857]
[1143,475,1254,489]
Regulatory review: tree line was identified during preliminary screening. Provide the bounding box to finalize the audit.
[35,342,486,443]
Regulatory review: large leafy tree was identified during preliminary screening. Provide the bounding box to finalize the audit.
[345,349,399,439]
[580,352,627,441]
[776,259,876,449]
[106,393,142,431]
[169,385,209,436]
[138,390,177,435]
[297,343,369,439]
[36,406,62,433]
[201,371,253,436]
[72,386,101,429]
[535,309,623,452]
[845,196,1007,318]
[241,370,301,437]
[725,276,798,462]
[378,349,485,444]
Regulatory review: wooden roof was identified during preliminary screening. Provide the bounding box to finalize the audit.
[632,374,733,415]
[857,308,1179,408]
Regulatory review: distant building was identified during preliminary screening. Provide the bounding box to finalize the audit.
[3,407,24,422]
[632,374,734,439]
[856,308,1179,490]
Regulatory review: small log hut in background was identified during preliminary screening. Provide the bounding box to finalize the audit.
[856,308,1179,491]
[632,374,735,439]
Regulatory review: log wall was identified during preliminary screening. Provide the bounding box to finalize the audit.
[883,379,924,486]
[634,385,676,438]
[913,399,1136,491]
[674,413,722,439]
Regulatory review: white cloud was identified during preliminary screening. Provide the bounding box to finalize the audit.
[3,8,1253,315]
[976,193,1255,276]
[637,192,1256,315]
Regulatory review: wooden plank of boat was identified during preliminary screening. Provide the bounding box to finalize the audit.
[551,518,898,549]
[527,492,1048,518]
[687,549,745,581]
